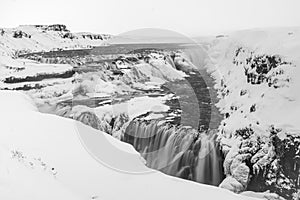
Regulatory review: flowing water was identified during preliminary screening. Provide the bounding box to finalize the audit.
[122,67,224,186]
[23,43,225,186]
[123,120,224,185]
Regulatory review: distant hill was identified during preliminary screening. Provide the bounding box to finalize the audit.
[0,24,112,56]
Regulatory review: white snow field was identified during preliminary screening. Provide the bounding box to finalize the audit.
[0,24,111,56]
[0,91,257,200]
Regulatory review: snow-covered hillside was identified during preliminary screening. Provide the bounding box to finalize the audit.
[0,24,111,56]
[0,90,258,200]
[0,24,112,98]
[203,27,300,199]
[1,24,299,199]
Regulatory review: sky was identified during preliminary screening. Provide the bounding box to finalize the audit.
[1,0,300,36]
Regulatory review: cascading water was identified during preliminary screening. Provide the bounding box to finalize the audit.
[52,45,226,187]
[123,119,224,186]
[120,51,225,186]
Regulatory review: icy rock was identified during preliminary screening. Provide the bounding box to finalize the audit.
[223,143,238,174]
[219,176,244,193]
[231,163,250,187]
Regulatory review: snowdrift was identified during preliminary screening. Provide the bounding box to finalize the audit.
[0,90,257,200]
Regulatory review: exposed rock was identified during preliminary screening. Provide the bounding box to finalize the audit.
[221,127,300,200]
[4,70,75,83]
[13,30,31,38]
[44,24,69,32]
[74,110,104,130]
[233,47,293,88]
[0,29,5,36]
[61,32,76,39]
[82,34,106,40]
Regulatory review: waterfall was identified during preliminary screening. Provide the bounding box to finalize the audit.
[123,120,224,186]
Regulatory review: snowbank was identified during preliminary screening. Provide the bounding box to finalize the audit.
[0,90,37,112]
[0,90,258,200]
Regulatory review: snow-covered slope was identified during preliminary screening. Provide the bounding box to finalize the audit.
[0,24,112,93]
[203,27,300,199]
[0,90,257,200]
[207,27,300,131]
[0,24,111,56]
[1,24,298,199]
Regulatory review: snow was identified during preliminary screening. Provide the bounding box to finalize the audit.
[204,27,300,134]
[0,25,111,56]
[0,90,37,112]
[0,56,73,80]
[0,90,258,200]
[94,94,172,120]
[0,149,82,200]
[0,24,110,93]
[200,27,300,197]
[135,59,187,83]
[2,24,299,198]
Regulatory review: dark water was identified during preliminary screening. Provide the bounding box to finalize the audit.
[19,43,196,58]
[57,70,222,132]
[122,69,225,186]
[163,71,222,130]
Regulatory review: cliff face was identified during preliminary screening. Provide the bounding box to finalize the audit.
[0,24,112,56]
[203,27,300,199]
